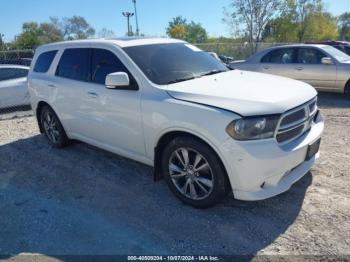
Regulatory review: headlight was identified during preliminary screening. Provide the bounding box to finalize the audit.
[226,116,280,141]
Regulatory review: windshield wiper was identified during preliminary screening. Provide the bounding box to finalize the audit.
[167,76,197,84]
[199,69,227,77]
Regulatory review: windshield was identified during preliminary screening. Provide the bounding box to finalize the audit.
[321,45,350,62]
[123,43,229,85]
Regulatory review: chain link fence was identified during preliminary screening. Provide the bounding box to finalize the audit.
[0,50,34,121]
[0,43,288,121]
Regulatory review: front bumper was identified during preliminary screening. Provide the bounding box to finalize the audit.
[220,113,324,201]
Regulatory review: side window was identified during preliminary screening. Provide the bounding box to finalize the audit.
[56,48,91,82]
[344,46,350,56]
[297,48,326,64]
[14,69,29,78]
[0,68,27,81]
[91,48,138,89]
[261,48,295,64]
[34,50,58,73]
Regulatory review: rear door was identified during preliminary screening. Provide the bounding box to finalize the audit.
[294,47,336,90]
[259,47,297,78]
[0,68,29,108]
[53,47,93,136]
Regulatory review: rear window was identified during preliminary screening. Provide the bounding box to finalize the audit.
[0,68,28,81]
[34,50,58,73]
[56,48,90,81]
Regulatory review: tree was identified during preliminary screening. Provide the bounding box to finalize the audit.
[62,16,95,40]
[338,12,350,41]
[13,22,41,49]
[168,24,187,39]
[303,11,338,41]
[166,16,187,37]
[185,22,208,43]
[224,0,284,47]
[0,33,5,51]
[166,16,208,43]
[262,0,338,42]
[98,28,117,38]
[294,0,323,42]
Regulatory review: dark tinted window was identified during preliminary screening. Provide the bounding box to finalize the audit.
[56,48,90,81]
[297,48,326,64]
[123,43,228,85]
[91,49,137,88]
[261,48,296,64]
[0,68,28,81]
[343,46,350,55]
[34,50,57,73]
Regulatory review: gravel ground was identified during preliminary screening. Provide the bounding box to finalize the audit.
[0,92,349,258]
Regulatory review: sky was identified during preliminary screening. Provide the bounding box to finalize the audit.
[0,0,349,42]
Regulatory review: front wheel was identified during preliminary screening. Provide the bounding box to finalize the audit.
[161,136,230,208]
[40,106,69,148]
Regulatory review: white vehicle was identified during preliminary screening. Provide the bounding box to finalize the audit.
[0,65,30,109]
[28,38,324,208]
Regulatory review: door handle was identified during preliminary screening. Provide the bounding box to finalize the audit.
[48,84,56,88]
[263,66,270,70]
[296,67,304,71]
[87,92,99,98]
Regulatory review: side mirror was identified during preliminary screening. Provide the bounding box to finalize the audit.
[105,72,130,88]
[321,57,333,65]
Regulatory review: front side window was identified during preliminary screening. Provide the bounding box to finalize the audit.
[123,43,228,85]
[56,48,90,81]
[261,48,296,64]
[34,50,58,73]
[297,48,327,64]
[91,48,137,88]
[320,46,350,62]
[0,68,28,81]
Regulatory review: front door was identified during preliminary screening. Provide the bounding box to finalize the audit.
[294,47,337,90]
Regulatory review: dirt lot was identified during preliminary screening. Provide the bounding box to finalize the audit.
[0,93,349,257]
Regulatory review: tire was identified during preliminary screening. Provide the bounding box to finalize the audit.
[345,82,350,96]
[40,106,69,148]
[161,136,230,208]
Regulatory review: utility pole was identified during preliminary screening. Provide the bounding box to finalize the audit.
[122,12,134,36]
[132,0,140,36]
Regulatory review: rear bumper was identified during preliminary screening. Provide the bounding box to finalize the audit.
[220,113,324,201]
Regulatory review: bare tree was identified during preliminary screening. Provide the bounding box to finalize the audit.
[62,16,95,40]
[224,0,284,50]
[98,28,117,39]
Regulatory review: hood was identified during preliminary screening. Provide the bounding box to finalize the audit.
[166,70,317,116]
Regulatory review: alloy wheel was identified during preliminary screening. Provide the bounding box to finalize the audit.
[168,147,214,200]
[42,111,60,144]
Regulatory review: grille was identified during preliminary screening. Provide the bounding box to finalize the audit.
[276,97,318,144]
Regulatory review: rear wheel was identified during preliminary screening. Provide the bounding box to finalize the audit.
[345,81,350,96]
[161,136,230,208]
[40,106,69,148]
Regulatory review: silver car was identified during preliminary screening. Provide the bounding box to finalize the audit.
[0,65,30,109]
[230,44,350,94]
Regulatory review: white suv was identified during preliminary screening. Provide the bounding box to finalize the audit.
[28,38,324,208]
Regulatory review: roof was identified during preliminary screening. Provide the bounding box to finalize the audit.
[269,44,329,49]
[0,64,30,69]
[38,37,186,50]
